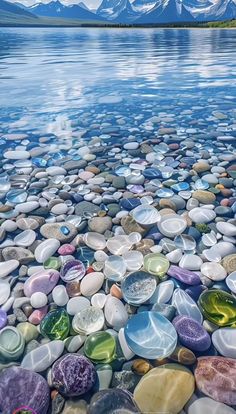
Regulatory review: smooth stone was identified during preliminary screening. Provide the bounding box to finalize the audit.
[21,340,64,372]
[62,399,87,414]
[172,288,203,323]
[15,201,39,214]
[155,280,175,304]
[30,292,47,308]
[14,229,36,247]
[192,190,216,204]
[188,397,236,414]
[0,281,10,305]
[121,216,146,237]
[72,306,104,335]
[91,293,107,309]
[118,327,135,360]
[173,315,211,351]
[195,356,236,405]
[216,222,236,237]
[167,265,201,285]
[201,262,227,281]
[96,364,113,390]
[24,269,60,297]
[80,272,104,297]
[212,328,236,358]
[60,260,86,282]
[64,335,86,353]
[134,364,194,414]
[174,234,196,251]
[88,389,140,414]
[166,248,182,264]
[152,302,176,320]
[17,322,38,343]
[226,271,236,293]
[179,254,203,271]
[66,297,90,315]
[202,231,217,247]
[0,366,50,414]
[0,310,7,330]
[131,359,153,376]
[104,255,126,281]
[121,271,157,305]
[84,232,106,250]
[0,259,19,278]
[169,345,196,365]
[222,254,236,274]
[157,214,187,238]
[51,354,96,396]
[58,244,75,255]
[84,331,116,363]
[189,208,216,224]
[106,235,132,255]
[28,306,48,325]
[40,222,77,242]
[198,289,236,326]
[124,311,177,359]
[122,250,143,271]
[35,239,60,263]
[105,296,128,330]
[2,246,34,264]
[17,217,39,231]
[143,253,169,277]
[0,327,25,361]
[52,285,69,307]
[40,309,70,340]
[131,205,160,227]
[88,216,112,234]
[4,150,30,159]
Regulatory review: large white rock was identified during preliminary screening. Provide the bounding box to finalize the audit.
[21,340,64,372]
[189,208,216,224]
[80,272,104,297]
[52,285,69,306]
[201,262,227,281]
[104,296,128,330]
[4,150,30,160]
[216,222,236,237]
[34,239,60,263]
[15,201,39,214]
[0,259,19,278]
[179,254,203,271]
[212,328,236,359]
[14,229,36,247]
[0,281,10,305]
[188,397,236,414]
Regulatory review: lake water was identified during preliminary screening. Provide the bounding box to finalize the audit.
[0,28,236,140]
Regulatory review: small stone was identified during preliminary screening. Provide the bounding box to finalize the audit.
[173,315,211,352]
[169,345,196,365]
[131,359,153,376]
[201,262,227,281]
[40,309,70,340]
[80,272,104,296]
[88,216,112,234]
[21,340,64,372]
[212,328,236,358]
[192,190,216,204]
[35,239,60,263]
[187,397,236,414]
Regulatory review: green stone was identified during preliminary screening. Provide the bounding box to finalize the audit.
[40,309,70,340]
[198,289,236,327]
[84,332,116,363]
[143,253,169,277]
[44,256,61,270]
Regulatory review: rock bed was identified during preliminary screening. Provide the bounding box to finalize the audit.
[0,105,236,414]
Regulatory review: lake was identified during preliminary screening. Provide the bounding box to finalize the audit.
[0,28,235,137]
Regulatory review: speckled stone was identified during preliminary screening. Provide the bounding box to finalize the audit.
[173,315,211,351]
[51,354,96,396]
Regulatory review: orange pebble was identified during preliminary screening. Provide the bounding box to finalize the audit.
[86,266,94,274]
[215,184,224,189]
[51,390,58,400]
[110,284,123,299]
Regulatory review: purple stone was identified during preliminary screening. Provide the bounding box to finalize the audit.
[0,309,7,329]
[0,367,50,414]
[172,315,211,352]
[167,265,201,286]
[24,269,60,297]
[51,354,96,396]
[60,260,85,282]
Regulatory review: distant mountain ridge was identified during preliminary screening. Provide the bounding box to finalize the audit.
[1,0,236,25]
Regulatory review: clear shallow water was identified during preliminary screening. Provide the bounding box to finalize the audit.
[0,28,236,138]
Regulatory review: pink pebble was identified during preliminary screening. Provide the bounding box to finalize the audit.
[220,199,229,206]
[58,244,76,256]
[28,305,48,325]
[78,171,94,181]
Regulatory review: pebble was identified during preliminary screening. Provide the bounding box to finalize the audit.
[34,239,60,263]
[212,328,236,358]
[80,272,104,296]
[0,259,19,278]
[187,397,236,414]
[21,340,64,372]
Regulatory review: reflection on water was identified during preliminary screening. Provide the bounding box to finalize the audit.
[0,28,235,134]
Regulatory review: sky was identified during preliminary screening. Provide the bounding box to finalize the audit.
[10,0,103,7]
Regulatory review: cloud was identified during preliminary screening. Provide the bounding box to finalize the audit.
[9,0,102,8]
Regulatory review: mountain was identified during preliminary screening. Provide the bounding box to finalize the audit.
[132,0,160,13]
[28,0,104,20]
[0,0,39,24]
[78,1,89,10]
[194,0,236,20]
[96,0,138,22]
[135,0,195,23]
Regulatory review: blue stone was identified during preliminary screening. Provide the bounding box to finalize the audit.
[195,179,210,190]
[185,285,207,301]
[60,226,70,235]
[120,198,141,211]
[171,182,190,192]
[156,188,174,198]
[76,246,95,267]
[32,157,48,167]
[6,190,27,204]
[143,168,161,179]
[121,271,157,305]
[124,311,177,359]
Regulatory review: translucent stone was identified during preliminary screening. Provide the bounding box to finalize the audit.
[72,307,105,335]
[104,255,126,281]
[122,251,143,271]
[106,236,132,255]
[6,189,27,204]
[84,332,116,363]
[143,253,169,277]
[158,214,187,238]
[84,232,106,251]
[60,260,86,282]
[198,289,236,326]
[226,271,236,293]
[174,234,196,252]
[131,205,161,227]
[121,271,157,305]
[124,311,177,359]
[156,188,174,198]
[172,288,203,323]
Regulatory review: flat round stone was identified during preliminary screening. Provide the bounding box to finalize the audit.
[35,239,60,263]
[201,262,227,281]
[104,296,128,329]
[122,251,143,271]
[173,315,211,352]
[84,331,116,363]
[212,328,236,358]
[80,272,104,297]
[174,234,196,251]
[143,253,169,277]
[66,297,90,315]
[60,260,86,282]
[104,255,126,281]
[0,326,25,361]
[84,232,106,251]
[72,306,104,335]
[124,311,177,359]
[198,289,236,326]
[121,271,157,305]
[189,208,216,224]
[0,281,10,306]
[131,205,160,227]
[158,214,187,238]
[106,236,132,255]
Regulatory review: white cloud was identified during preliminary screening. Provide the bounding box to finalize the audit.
[9,0,103,8]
